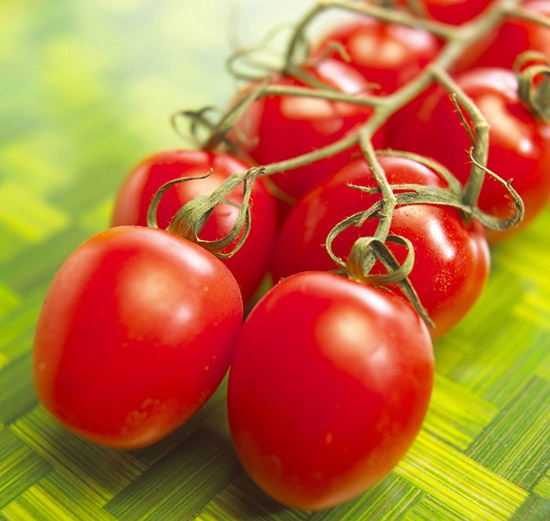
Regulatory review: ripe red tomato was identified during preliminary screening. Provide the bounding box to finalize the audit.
[233,58,386,210]
[227,271,434,510]
[33,226,243,449]
[395,0,494,25]
[111,149,278,303]
[387,67,550,242]
[271,155,490,339]
[312,15,442,95]
[456,0,550,71]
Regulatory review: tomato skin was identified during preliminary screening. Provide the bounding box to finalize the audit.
[234,58,386,209]
[33,226,243,449]
[395,0,494,25]
[271,156,490,340]
[456,0,550,71]
[111,149,278,303]
[387,67,550,242]
[312,16,442,95]
[227,271,434,510]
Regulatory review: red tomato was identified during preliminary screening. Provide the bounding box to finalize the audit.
[271,155,490,339]
[395,0,494,25]
[456,0,550,71]
[387,67,550,242]
[227,271,434,510]
[111,149,278,303]
[33,226,243,449]
[233,58,386,210]
[312,15,442,94]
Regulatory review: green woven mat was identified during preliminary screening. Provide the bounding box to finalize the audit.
[1,1,549,520]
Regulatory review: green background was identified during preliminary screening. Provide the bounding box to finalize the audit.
[0,0,549,519]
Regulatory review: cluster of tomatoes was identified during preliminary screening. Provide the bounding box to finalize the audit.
[33,0,550,512]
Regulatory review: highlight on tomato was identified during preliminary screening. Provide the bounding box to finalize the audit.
[232,58,387,210]
[311,14,442,95]
[33,226,244,449]
[111,149,278,303]
[227,271,435,510]
[271,155,490,340]
[387,67,550,242]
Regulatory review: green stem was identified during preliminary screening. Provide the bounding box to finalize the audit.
[267,0,520,208]
[162,0,529,287]
[356,131,396,273]
[159,167,265,257]
[430,68,490,211]
[198,0,522,182]
[515,54,550,123]
[503,4,550,29]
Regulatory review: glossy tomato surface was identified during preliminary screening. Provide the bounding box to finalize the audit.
[312,15,442,94]
[227,271,434,510]
[233,58,386,209]
[456,0,550,70]
[271,155,490,339]
[387,67,550,241]
[34,226,243,449]
[396,0,494,25]
[111,149,278,303]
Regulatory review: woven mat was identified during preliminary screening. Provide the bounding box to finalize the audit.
[1,1,549,520]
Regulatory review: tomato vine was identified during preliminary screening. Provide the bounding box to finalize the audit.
[155,0,550,326]
[33,0,550,506]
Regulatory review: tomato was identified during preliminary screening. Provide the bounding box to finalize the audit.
[312,15,442,95]
[456,0,550,71]
[33,226,243,449]
[111,149,278,303]
[233,58,386,211]
[395,0,494,25]
[227,271,434,510]
[387,67,550,242]
[271,155,490,339]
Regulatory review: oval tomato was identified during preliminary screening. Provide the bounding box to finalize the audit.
[312,15,442,95]
[387,67,550,242]
[111,149,278,303]
[33,226,243,449]
[233,58,386,210]
[227,271,434,510]
[271,155,490,339]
